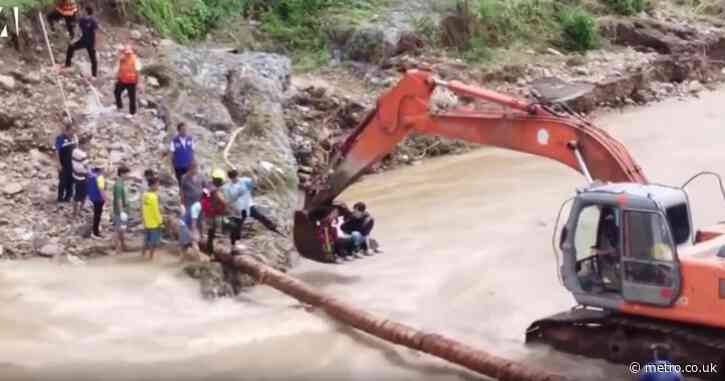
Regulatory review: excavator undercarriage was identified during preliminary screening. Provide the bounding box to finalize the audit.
[527,308,725,380]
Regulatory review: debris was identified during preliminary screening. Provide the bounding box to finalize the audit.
[3,183,23,196]
[39,243,63,257]
[0,75,16,91]
[546,48,564,56]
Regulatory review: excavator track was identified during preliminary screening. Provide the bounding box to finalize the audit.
[526,308,725,380]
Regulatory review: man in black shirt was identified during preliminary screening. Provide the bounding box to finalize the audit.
[340,202,381,255]
[54,121,77,204]
[65,6,105,78]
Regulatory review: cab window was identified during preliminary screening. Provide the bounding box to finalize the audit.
[623,211,676,287]
[624,211,675,262]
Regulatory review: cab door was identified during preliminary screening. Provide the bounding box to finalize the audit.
[621,209,682,307]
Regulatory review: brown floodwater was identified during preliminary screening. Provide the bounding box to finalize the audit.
[2,90,724,381]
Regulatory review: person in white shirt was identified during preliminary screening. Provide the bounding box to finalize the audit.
[71,137,89,218]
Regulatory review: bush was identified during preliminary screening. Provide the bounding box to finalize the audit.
[259,0,335,52]
[476,0,561,46]
[604,0,645,15]
[135,0,247,42]
[1,0,52,11]
[559,7,599,51]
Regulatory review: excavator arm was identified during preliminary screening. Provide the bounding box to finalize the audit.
[294,69,647,262]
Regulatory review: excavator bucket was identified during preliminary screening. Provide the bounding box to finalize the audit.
[293,188,340,263]
[293,210,332,263]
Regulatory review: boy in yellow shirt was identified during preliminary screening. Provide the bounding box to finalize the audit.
[142,176,163,260]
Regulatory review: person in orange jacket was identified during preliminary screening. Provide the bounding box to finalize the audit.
[47,0,78,38]
[114,45,143,118]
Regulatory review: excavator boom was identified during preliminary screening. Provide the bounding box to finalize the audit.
[295,70,646,262]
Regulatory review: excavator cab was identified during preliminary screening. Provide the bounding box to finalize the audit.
[559,182,691,308]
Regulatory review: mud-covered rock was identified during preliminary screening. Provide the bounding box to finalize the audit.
[344,28,387,63]
[153,42,296,283]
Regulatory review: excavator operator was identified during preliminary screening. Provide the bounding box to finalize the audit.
[596,207,622,292]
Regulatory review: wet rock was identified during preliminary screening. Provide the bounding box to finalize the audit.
[440,14,471,48]
[148,76,160,87]
[602,18,705,55]
[10,70,41,84]
[0,75,16,91]
[344,28,386,63]
[688,80,704,93]
[39,243,62,257]
[395,31,424,55]
[546,48,564,56]
[161,43,291,97]
[184,262,237,298]
[2,183,22,196]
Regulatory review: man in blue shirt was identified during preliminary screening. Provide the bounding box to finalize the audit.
[638,344,683,381]
[223,169,280,248]
[54,122,77,204]
[86,167,105,239]
[166,122,194,187]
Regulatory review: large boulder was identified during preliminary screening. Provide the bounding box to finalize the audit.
[153,42,297,287]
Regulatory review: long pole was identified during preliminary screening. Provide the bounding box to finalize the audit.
[217,253,570,381]
[37,11,72,122]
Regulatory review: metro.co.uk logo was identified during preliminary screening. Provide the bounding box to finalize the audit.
[0,7,20,38]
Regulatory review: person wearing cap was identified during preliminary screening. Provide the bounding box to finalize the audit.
[64,6,105,78]
[54,121,77,205]
[71,136,90,218]
[86,166,106,239]
[112,165,130,255]
[47,0,78,38]
[114,44,143,118]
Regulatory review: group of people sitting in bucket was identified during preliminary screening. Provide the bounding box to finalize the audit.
[316,202,383,263]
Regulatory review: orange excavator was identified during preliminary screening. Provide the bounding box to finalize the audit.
[292,70,725,378]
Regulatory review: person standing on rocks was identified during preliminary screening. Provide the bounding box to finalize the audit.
[64,6,105,79]
[165,122,194,186]
[86,166,106,239]
[112,165,130,254]
[47,0,78,39]
[71,136,89,218]
[114,44,143,118]
[142,176,163,260]
[54,121,77,206]
[180,160,206,212]
[202,170,227,255]
[223,169,280,249]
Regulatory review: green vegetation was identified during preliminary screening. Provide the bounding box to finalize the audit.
[476,0,562,47]
[455,0,600,62]
[603,0,646,15]
[0,0,51,10]
[559,6,600,51]
[135,0,246,43]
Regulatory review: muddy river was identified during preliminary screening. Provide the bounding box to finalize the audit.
[2,90,724,381]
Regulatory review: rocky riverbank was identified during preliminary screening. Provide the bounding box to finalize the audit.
[2,1,725,296]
